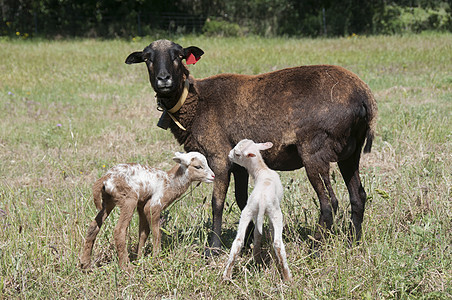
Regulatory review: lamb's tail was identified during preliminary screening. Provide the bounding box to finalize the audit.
[92,176,108,211]
[255,208,266,236]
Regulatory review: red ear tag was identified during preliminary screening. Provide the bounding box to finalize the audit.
[186,53,200,65]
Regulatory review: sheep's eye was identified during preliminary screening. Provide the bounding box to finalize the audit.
[172,54,183,61]
[194,165,203,170]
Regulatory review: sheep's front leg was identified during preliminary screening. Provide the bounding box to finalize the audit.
[223,206,253,280]
[80,202,115,269]
[207,170,230,257]
[136,202,150,259]
[114,198,136,270]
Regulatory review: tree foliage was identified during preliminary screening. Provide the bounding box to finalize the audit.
[1,0,451,37]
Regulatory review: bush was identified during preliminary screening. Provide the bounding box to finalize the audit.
[376,4,451,34]
[202,18,243,37]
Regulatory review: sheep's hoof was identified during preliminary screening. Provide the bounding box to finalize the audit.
[119,264,133,274]
[222,269,233,282]
[202,247,220,258]
[282,271,293,283]
[80,262,92,273]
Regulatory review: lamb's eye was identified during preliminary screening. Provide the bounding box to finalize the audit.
[194,165,203,170]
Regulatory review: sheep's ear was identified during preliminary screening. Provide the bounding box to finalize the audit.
[173,152,189,166]
[257,142,273,151]
[125,51,144,64]
[183,46,204,65]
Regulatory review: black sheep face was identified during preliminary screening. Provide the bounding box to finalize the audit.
[125,39,204,98]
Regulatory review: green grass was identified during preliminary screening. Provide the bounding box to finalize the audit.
[1,33,451,299]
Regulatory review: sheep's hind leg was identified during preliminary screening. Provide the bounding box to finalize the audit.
[308,165,339,247]
[223,206,253,280]
[80,202,115,269]
[136,202,150,259]
[269,209,292,282]
[338,149,366,243]
[114,198,136,270]
[300,151,339,249]
[149,204,163,257]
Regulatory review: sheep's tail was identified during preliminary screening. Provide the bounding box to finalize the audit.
[363,123,376,153]
[255,208,266,236]
[92,176,107,211]
[363,90,378,154]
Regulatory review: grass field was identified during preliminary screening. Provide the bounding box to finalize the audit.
[0,33,451,299]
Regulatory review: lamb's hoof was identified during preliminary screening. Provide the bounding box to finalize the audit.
[80,262,92,273]
[121,263,134,272]
[222,268,233,282]
[282,271,293,283]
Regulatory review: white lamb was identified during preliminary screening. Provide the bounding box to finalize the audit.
[223,139,292,282]
[80,152,215,271]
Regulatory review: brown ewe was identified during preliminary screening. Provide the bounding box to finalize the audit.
[80,152,215,270]
[125,39,377,255]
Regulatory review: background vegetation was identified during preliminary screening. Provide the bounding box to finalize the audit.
[0,33,451,298]
[2,0,452,38]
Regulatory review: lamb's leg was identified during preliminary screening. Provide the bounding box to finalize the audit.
[269,209,292,282]
[136,202,150,259]
[338,149,366,243]
[223,206,253,280]
[232,165,254,247]
[149,204,162,256]
[114,198,136,270]
[80,202,115,269]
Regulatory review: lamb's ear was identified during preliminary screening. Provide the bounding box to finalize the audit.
[125,51,144,64]
[183,46,204,65]
[173,152,189,166]
[257,142,273,151]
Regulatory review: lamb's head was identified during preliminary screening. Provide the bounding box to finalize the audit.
[228,139,273,169]
[125,40,204,99]
[173,152,215,183]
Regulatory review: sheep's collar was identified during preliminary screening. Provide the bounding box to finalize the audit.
[156,79,189,131]
[169,79,190,113]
